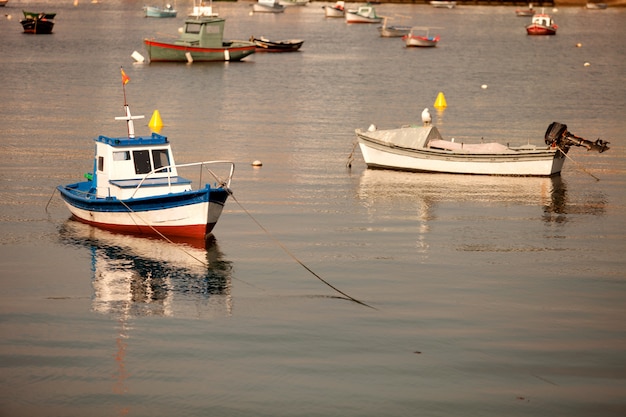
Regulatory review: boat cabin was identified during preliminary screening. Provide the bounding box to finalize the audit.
[531,14,554,27]
[92,133,193,200]
[176,16,225,48]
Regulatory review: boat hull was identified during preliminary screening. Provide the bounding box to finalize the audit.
[323,6,344,17]
[144,6,177,18]
[526,24,557,35]
[251,37,303,52]
[20,18,54,34]
[252,3,285,12]
[144,39,256,62]
[356,130,566,176]
[57,183,229,239]
[378,25,411,37]
[403,35,439,47]
[345,12,381,24]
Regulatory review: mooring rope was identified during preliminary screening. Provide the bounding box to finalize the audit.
[346,141,358,168]
[227,191,376,310]
[557,146,600,181]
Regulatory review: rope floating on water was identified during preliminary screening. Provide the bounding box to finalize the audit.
[228,191,376,310]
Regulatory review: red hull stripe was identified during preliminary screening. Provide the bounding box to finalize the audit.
[72,216,215,239]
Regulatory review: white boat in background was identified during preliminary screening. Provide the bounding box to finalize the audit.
[378,16,411,37]
[402,27,440,47]
[252,0,286,13]
[345,5,382,24]
[430,1,456,8]
[189,1,218,17]
[279,0,309,6]
[323,1,345,18]
[144,4,177,18]
[354,117,609,176]
[586,1,607,9]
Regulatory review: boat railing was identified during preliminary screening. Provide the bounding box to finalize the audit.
[129,160,235,199]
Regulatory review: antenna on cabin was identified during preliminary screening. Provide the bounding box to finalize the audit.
[116,67,144,138]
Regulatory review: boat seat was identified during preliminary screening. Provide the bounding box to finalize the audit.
[109,177,192,188]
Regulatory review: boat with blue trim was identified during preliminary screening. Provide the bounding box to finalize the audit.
[57,75,234,240]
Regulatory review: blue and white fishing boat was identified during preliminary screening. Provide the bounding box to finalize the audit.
[57,71,234,240]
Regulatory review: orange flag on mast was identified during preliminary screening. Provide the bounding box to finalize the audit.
[121,68,130,85]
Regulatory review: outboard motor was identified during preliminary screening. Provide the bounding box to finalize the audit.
[545,122,610,153]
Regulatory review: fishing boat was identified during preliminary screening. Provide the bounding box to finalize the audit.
[378,17,411,38]
[323,1,345,18]
[515,3,535,16]
[252,0,285,13]
[143,15,256,62]
[429,1,456,9]
[0,0,9,7]
[402,27,440,47]
[20,11,55,34]
[526,12,557,35]
[144,4,177,18]
[57,72,235,240]
[250,36,304,52]
[345,5,381,23]
[354,115,609,176]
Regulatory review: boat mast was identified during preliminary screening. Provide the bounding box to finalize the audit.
[115,67,144,138]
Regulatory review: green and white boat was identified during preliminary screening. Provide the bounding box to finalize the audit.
[143,15,255,63]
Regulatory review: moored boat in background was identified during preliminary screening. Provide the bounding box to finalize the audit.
[143,15,255,62]
[252,0,286,13]
[323,1,345,17]
[402,27,440,47]
[345,4,382,24]
[250,36,304,52]
[20,10,55,34]
[144,4,177,18]
[378,16,412,37]
[526,12,557,35]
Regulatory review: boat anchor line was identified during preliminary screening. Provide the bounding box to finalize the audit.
[556,146,601,181]
[226,190,377,310]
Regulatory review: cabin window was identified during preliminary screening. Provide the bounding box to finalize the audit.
[98,156,104,172]
[152,149,170,172]
[113,151,130,161]
[186,23,201,34]
[133,150,152,174]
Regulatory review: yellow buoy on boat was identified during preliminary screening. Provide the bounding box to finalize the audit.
[434,92,447,109]
[149,110,163,132]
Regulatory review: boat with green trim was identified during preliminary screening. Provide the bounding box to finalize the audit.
[143,14,255,62]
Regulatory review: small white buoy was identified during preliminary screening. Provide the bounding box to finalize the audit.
[249,11,254,15]
[584,62,591,67]
[576,43,582,48]
[131,51,145,63]
[367,124,377,132]
[481,84,488,89]
[251,160,263,167]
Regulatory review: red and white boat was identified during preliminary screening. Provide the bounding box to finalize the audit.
[323,1,345,18]
[402,27,440,47]
[526,12,557,35]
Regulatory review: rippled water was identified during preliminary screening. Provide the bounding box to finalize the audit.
[1,1,625,416]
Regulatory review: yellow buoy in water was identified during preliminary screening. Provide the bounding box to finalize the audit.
[434,92,447,109]
[149,110,163,132]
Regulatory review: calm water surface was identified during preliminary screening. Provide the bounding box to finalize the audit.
[1,1,625,416]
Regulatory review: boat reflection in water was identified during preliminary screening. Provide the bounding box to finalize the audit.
[59,220,233,319]
[356,169,606,224]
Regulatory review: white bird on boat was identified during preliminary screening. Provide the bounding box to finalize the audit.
[421,108,431,126]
